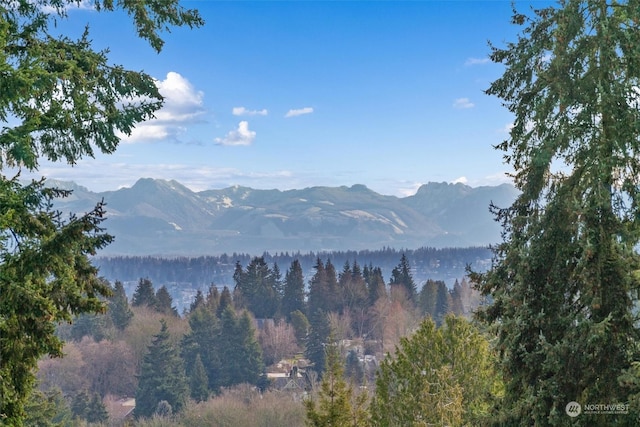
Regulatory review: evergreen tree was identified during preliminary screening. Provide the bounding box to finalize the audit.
[109,280,134,331]
[418,279,439,318]
[0,2,201,422]
[134,320,189,418]
[282,259,306,320]
[290,309,311,346]
[235,310,265,385]
[86,392,108,424]
[339,261,368,315]
[449,279,465,316]
[189,290,206,313]
[69,312,110,342]
[24,388,72,427]
[131,278,157,308]
[325,260,340,312]
[189,353,209,403]
[217,286,233,318]
[216,307,264,388]
[71,390,90,421]
[370,315,500,426]
[365,265,387,306]
[205,283,220,313]
[182,304,220,392]
[306,309,331,376]
[304,338,364,427]
[308,258,329,315]
[155,285,178,316]
[472,1,640,423]
[434,280,451,326]
[389,254,417,302]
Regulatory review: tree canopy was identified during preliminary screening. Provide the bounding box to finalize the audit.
[0,1,202,423]
[472,0,640,424]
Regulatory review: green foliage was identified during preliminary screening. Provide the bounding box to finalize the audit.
[134,320,189,419]
[217,286,232,318]
[473,1,640,423]
[155,285,178,317]
[388,254,416,302]
[132,278,157,308]
[290,309,310,346]
[304,339,367,427]
[69,312,111,342]
[364,264,387,306]
[71,390,107,423]
[283,259,306,320]
[370,315,501,426]
[418,279,454,325]
[216,307,265,388]
[0,177,112,424]
[183,304,264,395]
[109,280,134,331]
[189,354,209,403]
[182,303,221,392]
[24,387,72,426]
[233,257,281,319]
[306,310,331,376]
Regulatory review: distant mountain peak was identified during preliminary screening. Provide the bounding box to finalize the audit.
[49,178,516,256]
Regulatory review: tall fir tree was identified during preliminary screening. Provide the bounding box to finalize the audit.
[131,278,157,308]
[189,353,209,403]
[306,309,332,376]
[217,286,233,318]
[365,265,387,306]
[308,258,329,315]
[216,307,264,388]
[182,303,220,392]
[155,285,178,316]
[305,336,367,427]
[282,259,306,320]
[389,254,417,302]
[433,280,451,326]
[134,320,189,418]
[472,1,640,424]
[109,280,134,331]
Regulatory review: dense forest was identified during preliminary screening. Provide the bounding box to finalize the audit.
[93,246,491,306]
[32,253,488,425]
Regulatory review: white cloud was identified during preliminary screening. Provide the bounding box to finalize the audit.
[464,57,490,66]
[396,182,424,197]
[498,122,515,134]
[452,176,468,184]
[215,121,256,146]
[232,107,268,116]
[120,72,205,143]
[41,0,93,13]
[453,98,474,109]
[285,107,314,118]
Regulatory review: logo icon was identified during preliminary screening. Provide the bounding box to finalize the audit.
[565,401,581,417]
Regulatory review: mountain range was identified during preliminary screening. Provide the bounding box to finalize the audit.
[49,178,518,256]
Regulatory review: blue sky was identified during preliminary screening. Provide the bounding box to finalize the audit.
[30,1,547,197]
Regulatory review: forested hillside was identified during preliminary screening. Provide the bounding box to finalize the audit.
[94,246,491,310]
